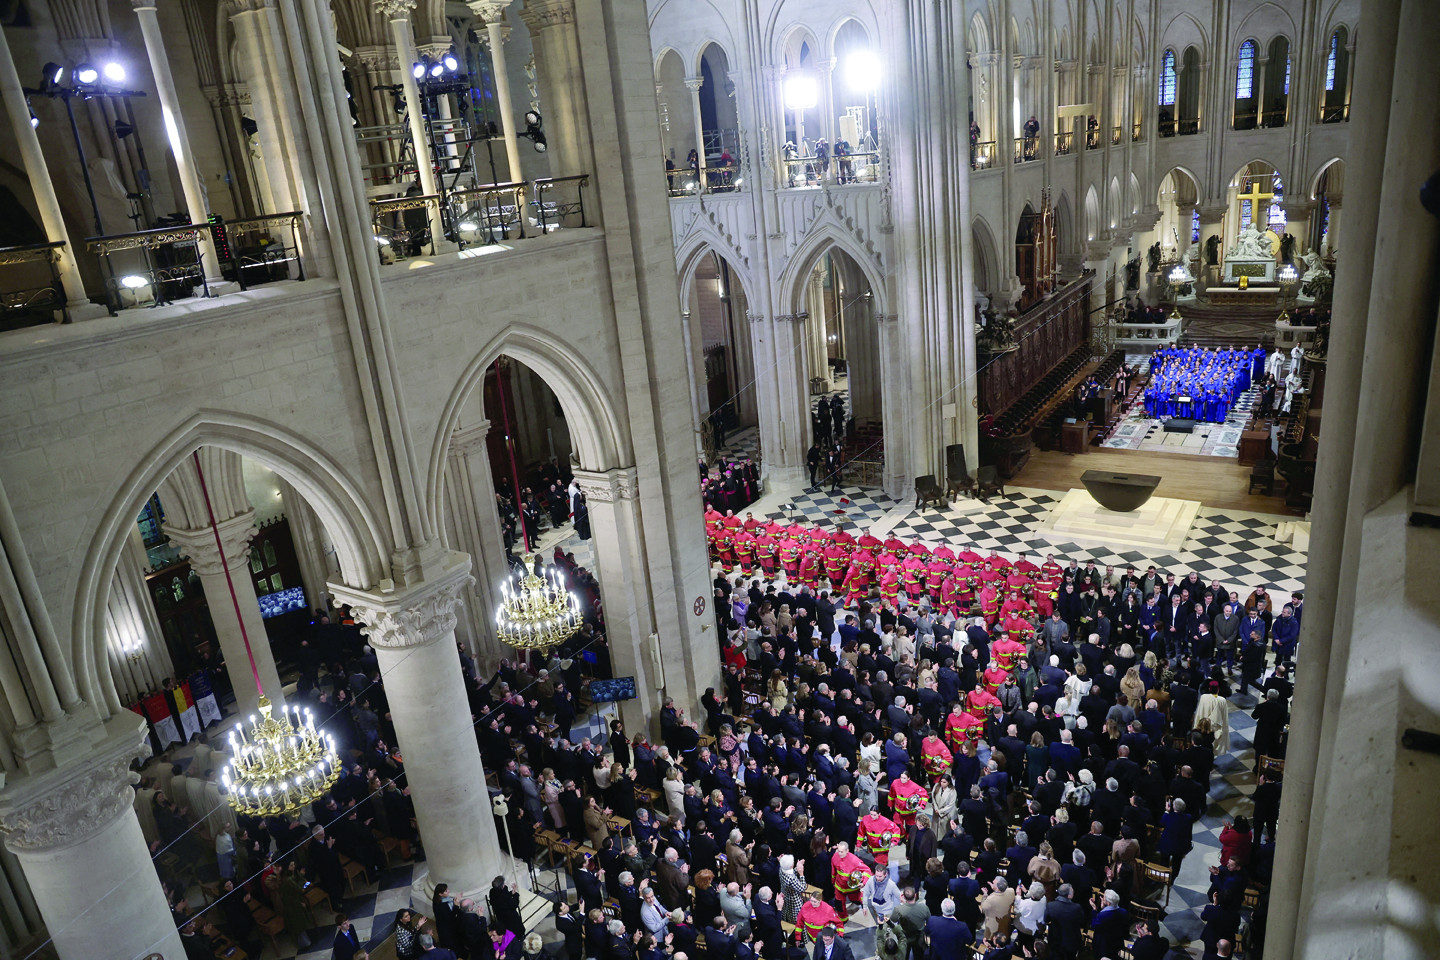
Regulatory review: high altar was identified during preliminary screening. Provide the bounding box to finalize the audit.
[1223,223,1278,283]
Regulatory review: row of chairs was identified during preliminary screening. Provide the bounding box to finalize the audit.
[992,347,1095,437]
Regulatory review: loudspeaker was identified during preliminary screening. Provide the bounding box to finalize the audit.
[945,443,968,479]
[1164,418,1195,433]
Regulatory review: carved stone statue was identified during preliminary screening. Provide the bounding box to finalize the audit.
[1125,258,1141,291]
[1228,222,1271,259]
[1280,233,1296,264]
[1147,242,1161,274]
[1299,250,1331,282]
[1300,250,1334,300]
[1204,234,1220,266]
[976,308,1019,354]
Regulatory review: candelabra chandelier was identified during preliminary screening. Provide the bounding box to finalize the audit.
[222,698,340,816]
[495,557,582,650]
[182,448,341,817]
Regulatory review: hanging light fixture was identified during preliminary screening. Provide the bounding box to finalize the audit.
[490,358,582,651]
[186,450,340,815]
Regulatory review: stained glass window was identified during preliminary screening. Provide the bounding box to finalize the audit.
[1160,51,1177,105]
[1236,41,1256,99]
[1326,33,1339,91]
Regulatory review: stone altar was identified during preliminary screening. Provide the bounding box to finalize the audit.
[1037,486,1202,552]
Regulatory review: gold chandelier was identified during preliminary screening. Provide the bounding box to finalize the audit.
[221,697,341,816]
[186,449,340,817]
[495,555,582,650]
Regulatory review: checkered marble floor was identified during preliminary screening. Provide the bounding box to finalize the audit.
[1103,385,1258,458]
[887,490,1306,593]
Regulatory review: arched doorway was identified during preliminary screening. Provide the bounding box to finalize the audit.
[697,43,739,166]
[797,246,883,477]
[831,19,880,162]
[1311,158,1345,256]
[972,217,999,303]
[684,250,757,453]
[1225,160,1287,256]
[655,49,695,186]
[1156,167,1200,258]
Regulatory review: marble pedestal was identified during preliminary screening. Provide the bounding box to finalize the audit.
[1036,488,1202,552]
[1224,257,1277,283]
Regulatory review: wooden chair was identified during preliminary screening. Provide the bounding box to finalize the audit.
[1242,883,1266,911]
[338,853,371,897]
[1129,898,1164,927]
[915,475,946,512]
[246,902,285,956]
[1141,861,1175,906]
[1258,755,1285,777]
[304,885,334,927]
[946,444,975,501]
[976,466,1005,502]
[379,834,412,866]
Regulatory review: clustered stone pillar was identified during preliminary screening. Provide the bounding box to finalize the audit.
[0,720,184,960]
[684,76,707,180]
[442,420,510,666]
[104,528,174,702]
[468,0,523,184]
[163,512,284,714]
[330,555,506,899]
[228,0,305,213]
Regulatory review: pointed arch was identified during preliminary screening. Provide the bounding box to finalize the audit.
[1307,157,1345,200]
[1054,193,1075,256]
[779,226,889,318]
[1128,172,1142,216]
[72,412,392,713]
[676,236,754,311]
[425,326,629,534]
[1084,185,1102,240]
[971,216,1001,296]
[969,10,993,53]
[1108,176,1122,230]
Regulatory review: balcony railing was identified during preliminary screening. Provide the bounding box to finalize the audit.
[87,225,210,315]
[1158,117,1201,138]
[531,175,591,232]
[211,212,306,289]
[971,141,997,169]
[1112,125,1123,145]
[1015,137,1040,163]
[448,181,527,243]
[668,163,742,197]
[370,194,442,262]
[1054,131,1073,156]
[780,151,881,188]
[0,241,68,329]
[1132,123,1142,142]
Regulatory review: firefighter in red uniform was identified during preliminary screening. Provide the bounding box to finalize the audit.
[716,520,737,572]
[888,771,929,829]
[778,535,802,580]
[797,547,823,589]
[705,508,724,561]
[858,810,901,869]
[900,553,927,602]
[734,528,756,575]
[797,891,844,942]
[831,844,869,907]
[823,541,849,588]
[755,532,779,577]
[920,733,953,778]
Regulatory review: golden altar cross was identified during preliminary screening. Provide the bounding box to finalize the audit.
[1236,175,1275,222]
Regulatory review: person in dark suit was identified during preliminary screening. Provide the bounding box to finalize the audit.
[418,932,459,960]
[1043,885,1085,960]
[432,884,460,950]
[331,915,362,960]
[459,900,491,960]
[1089,890,1131,959]
[922,900,972,960]
[554,902,583,960]
[811,925,855,960]
[753,887,785,960]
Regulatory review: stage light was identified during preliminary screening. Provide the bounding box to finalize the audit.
[524,110,541,126]
[374,235,392,246]
[523,111,546,152]
[29,110,39,128]
[844,50,881,93]
[412,62,426,80]
[39,62,63,93]
[429,62,444,78]
[120,274,148,289]
[442,54,459,72]
[102,62,126,84]
[75,63,99,85]
[783,72,818,110]
[457,220,478,234]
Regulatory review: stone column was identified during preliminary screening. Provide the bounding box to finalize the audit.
[379,0,446,243]
[769,314,813,477]
[817,58,837,156]
[1322,198,1341,257]
[1196,203,1226,288]
[132,0,222,281]
[276,476,335,615]
[0,718,184,960]
[228,0,302,212]
[0,23,98,315]
[443,420,510,666]
[330,555,506,899]
[519,0,593,178]
[163,512,283,713]
[104,527,173,703]
[468,1,523,183]
[684,76,707,181]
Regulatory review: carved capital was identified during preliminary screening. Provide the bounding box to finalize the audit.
[374,0,416,20]
[1196,204,1228,225]
[875,313,899,324]
[130,0,158,11]
[518,0,574,29]
[746,311,767,324]
[1281,199,1317,219]
[774,312,809,323]
[466,0,511,22]
[163,512,258,579]
[351,44,398,71]
[0,720,151,853]
[449,420,493,459]
[571,467,638,504]
[330,556,474,650]
[227,0,276,14]
[683,75,705,93]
